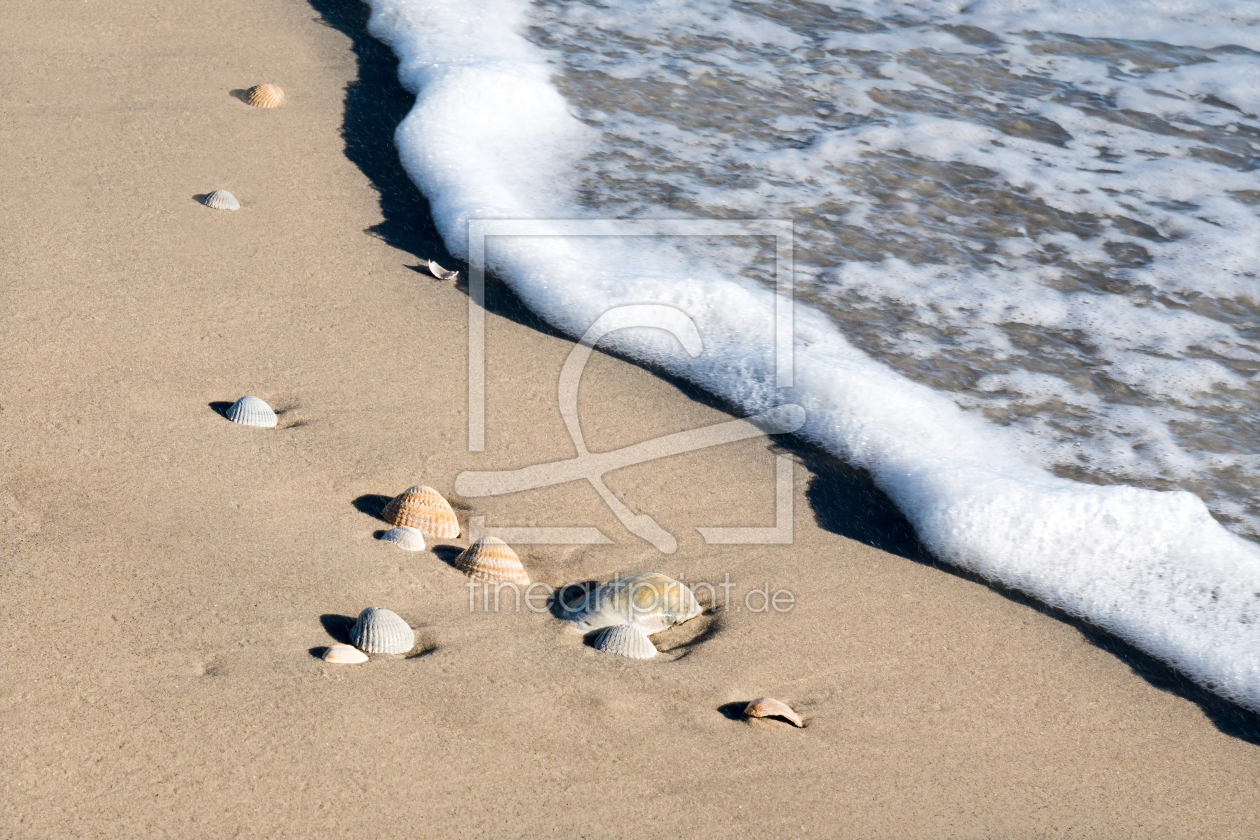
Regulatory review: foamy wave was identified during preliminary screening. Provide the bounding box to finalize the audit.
[365,0,1260,711]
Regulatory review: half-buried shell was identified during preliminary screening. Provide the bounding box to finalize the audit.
[379,526,426,552]
[245,83,284,108]
[381,486,459,539]
[225,395,277,427]
[428,260,459,281]
[742,697,804,727]
[454,536,528,585]
[348,607,414,655]
[563,572,701,635]
[592,623,657,659]
[323,644,368,664]
[203,189,240,211]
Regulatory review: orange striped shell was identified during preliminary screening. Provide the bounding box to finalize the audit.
[454,536,529,585]
[381,486,459,538]
[246,83,284,108]
[742,697,804,727]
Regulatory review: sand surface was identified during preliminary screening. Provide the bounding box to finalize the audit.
[2,0,1259,836]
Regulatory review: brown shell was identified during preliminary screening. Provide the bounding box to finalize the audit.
[742,697,804,727]
[246,83,284,108]
[381,486,459,538]
[454,536,529,585]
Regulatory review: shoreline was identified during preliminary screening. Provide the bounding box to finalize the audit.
[1,0,1258,836]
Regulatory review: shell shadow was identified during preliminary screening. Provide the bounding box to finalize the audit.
[208,401,233,419]
[654,613,722,660]
[406,642,438,660]
[431,544,463,569]
[548,581,598,620]
[228,89,251,104]
[308,645,332,660]
[579,629,614,651]
[319,613,355,644]
[717,702,748,722]
[192,194,212,207]
[353,494,392,520]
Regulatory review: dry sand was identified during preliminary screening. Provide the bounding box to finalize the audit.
[2,0,1259,836]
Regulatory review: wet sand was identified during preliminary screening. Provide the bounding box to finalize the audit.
[1,0,1258,836]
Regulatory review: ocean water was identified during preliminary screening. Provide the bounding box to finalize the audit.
[364,0,1260,710]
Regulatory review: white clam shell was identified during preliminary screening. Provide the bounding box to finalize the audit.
[379,526,426,551]
[428,260,459,281]
[323,644,368,664]
[224,395,277,428]
[563,572,701,635]
[203,189,240,211]
[592,623,657,659]
[349,607,414,655]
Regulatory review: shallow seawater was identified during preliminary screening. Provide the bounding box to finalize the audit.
[526,0,1260,538]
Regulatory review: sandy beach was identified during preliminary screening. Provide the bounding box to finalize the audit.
[1,0,1259,836]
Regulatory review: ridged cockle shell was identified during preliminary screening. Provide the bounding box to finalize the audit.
[246,83,284,108]
[743,697,804,727]
[563,572,701,635]
[348,607,414,655]
[454,536,528,584]
[381,486,459,539]
[225,395,277,427]
[592,624,657,659]
[203,189,240,211]
[379,526,426,552]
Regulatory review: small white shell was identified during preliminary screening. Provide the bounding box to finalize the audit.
[323,644,368,664]
[592,624,657,659]
[349,607,414,655]
[563,572,701,635]
[428,260,459,281]
[379,526,426,552]
[454,536,528,584]
[224,395,277,428]
[203,189,240,211]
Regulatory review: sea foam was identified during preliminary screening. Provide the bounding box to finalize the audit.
[365,0,1260,711]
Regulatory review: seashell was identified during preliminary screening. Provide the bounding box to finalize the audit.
[742,697,804,727]
[453,536,529,585]
[203,189,240,211]
[563,572,701,635]
[428,260,459,281]
[245,83,284,108]
[592,623,657,659]
[381,486,459,538]
[379,526,426,552]
[348,607,414,655]
[323,644,368,664]
[224,395,277,428]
